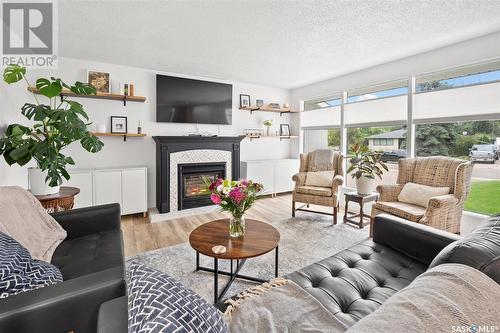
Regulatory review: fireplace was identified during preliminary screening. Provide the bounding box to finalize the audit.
[178,162,226,210]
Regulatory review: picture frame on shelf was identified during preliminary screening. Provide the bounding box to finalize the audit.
[87,70,110,93]
[240,94,251,108]
[244,128,264,137]
[256,99,264,107]
[111,116,128,134]
[280,124,291,136]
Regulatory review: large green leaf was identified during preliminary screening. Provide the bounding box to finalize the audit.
[3,65,26,84]
[70,81,96,95]
[81,134,104,153]
[21,103,51,121]
[36,78,62,98]
[8,142,31,164]
[67,100,88,120]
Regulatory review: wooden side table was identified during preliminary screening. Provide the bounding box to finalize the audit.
[343,191,379,230]
[33,187,80,213]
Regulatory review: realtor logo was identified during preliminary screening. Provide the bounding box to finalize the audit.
[1,0,57,68]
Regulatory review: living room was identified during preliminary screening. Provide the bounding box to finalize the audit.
[0,1,499,333]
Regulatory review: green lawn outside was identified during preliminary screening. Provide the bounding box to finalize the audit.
[464,180,500,215]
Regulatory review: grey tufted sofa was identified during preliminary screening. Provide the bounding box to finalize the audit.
[286,213,500,327]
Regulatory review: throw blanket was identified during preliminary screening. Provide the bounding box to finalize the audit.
[309,149,334,171]
[224,278,347,333]
[0,186,66,262]
[346,264,500,333]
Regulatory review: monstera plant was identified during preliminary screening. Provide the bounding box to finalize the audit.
[0,64,104,195]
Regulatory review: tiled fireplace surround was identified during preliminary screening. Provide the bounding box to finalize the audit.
[153,136,245,214]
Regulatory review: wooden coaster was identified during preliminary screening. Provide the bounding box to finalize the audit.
[212,245,226,254]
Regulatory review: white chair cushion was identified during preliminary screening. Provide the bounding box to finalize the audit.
[304,171,334,187]
[398,182,450,208]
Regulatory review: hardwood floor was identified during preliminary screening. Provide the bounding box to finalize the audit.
[121,194,343,257]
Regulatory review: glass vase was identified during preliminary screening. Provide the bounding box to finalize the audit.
[229,215,245,238]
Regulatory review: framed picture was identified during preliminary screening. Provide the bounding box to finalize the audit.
[256,99,264,107]
[239,94,251,108]
[88,70,110,93]
[243,128,264,137]
[111,116,127,134]
[280,124,290,136]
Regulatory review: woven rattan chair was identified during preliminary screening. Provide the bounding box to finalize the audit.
[292,150,344,224]
[371,156,473,234]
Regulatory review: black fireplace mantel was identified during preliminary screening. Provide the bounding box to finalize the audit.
[153,135,245,213]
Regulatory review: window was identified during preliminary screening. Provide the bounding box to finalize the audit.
[303,128,341,153]
[373,138,394,146]
[304,95,342,111]
[345,126,405,188]
[416,120,500,215]
[416,61,500,93]
[347,81,408,103]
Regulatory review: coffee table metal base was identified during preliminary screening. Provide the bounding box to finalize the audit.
[195,247,279,305]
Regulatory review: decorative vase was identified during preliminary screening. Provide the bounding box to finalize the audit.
[356,176,375,195]
[229,215,245,237]
[266,126,271,136]
[28,168,60,195]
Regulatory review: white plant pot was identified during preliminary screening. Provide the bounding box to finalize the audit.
[356,176,375,195]
[28,168,60,195]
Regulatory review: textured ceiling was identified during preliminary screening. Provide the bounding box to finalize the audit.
[59,0,500,88]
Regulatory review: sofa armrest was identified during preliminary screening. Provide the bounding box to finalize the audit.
[0,267,126,333]
[332,174,344,189]
[427,194,459,209]
[51,204,121,240]
[375,184,404,202]
[292,172,307,187]
[373,214,461,266]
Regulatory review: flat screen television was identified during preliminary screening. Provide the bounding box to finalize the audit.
[156,74,232,125]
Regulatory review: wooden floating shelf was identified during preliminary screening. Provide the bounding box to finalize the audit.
[91,132,147,142]
[246,135,298,141]
[239,106,298,115]
[28,87,146,106]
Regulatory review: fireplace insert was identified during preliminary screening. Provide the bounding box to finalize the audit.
[178,162,226,210]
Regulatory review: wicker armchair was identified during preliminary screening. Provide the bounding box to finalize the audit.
[371,156,473,234]
[292,150,344,224]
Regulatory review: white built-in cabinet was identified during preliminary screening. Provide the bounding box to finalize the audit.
[64,167,147,215]
[240,159,299,195]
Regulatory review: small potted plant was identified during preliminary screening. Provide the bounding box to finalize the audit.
[347,143,388,195]
[263,119,273,136]
[0,65,104,195]
[203,178,263,237]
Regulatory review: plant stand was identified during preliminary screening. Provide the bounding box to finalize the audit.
[343,191,379,232]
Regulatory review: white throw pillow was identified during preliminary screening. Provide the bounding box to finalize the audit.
[304,171,334,187]
[398,182,450,207]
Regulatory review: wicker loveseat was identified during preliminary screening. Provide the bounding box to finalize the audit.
[292,150,344,224]
[371,156,473,234]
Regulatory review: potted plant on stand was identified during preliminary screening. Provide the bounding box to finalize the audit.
[0,65,104,195]
[203,178,263,237]
[347,143,388,195]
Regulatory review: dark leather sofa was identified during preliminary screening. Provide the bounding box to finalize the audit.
[286,213,500,327]
[0,203,126,333]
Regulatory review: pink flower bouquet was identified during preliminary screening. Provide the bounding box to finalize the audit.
[203,178,263,237]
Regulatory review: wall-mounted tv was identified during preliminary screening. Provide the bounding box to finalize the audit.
[156,74,232,125]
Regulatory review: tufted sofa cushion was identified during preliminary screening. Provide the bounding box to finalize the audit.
[286,239,426,327]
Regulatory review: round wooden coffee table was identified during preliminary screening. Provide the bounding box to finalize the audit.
[33,186,80,213]
[189,218,280,304]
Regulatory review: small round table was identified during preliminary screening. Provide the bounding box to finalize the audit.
[189,219,280,304]
[33,186,80,213]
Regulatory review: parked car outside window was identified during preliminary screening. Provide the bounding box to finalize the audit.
[469,144,497,164]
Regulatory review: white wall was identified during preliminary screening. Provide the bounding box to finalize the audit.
[290,31,500,156]
[0,57,293,208]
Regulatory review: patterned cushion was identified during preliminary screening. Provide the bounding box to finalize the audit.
[0,232,63,298]
[373,201,426,222]
[296,185,332,197]
[128,261,228,333]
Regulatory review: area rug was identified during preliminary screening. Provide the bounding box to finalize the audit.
[126,213,369,302]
